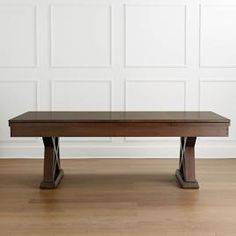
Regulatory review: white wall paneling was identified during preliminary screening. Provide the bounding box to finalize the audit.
[124,79,186,142]
[51,79,112,111]
[199,80,236,141]
[0,5,38,67]
[0,0,236,158]
[196,79,236,158]
[125,80,186,111]
[51,79,112,142]
[0,80,39,142]
[50,4,112,67]
[200,4,236,67]
[125,4,186,67]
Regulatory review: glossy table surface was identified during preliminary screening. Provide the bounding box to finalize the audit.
[9,111,230,123]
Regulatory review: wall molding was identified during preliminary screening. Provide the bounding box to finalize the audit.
[124,79,187,111]
[49,4,112,68]
[124,79,187,142]
[50,79,113,142]
[199,4,236,68]
[198,79,236,111]
[1,142,236,158]
[124,4,187,68]
[199,79,236,141]
[0,79,40,142]
[0,4,39,68]
[50,79,113,111]
[0,2,235,158]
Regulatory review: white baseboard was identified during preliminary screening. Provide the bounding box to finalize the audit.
[0,140,235,158]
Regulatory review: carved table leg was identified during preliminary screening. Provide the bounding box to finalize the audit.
[175,137,199,189]
[40,137,64,189]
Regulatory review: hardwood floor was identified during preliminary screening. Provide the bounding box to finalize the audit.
[0,158,236,236]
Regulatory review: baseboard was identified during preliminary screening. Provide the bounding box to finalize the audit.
[0,141,236,158]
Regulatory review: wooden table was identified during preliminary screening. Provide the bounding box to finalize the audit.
[9,111,230,189]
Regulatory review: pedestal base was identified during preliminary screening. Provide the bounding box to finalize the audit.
[175,169,199,189]
[40,169,64,189]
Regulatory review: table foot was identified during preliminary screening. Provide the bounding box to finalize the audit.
[175,169,199,189]
[40,169,64,189]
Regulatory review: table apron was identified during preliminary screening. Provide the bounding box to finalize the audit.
[10,122,229,137]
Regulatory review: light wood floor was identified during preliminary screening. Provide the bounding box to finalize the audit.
[1,158,236,236]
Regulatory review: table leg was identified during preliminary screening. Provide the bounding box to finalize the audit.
[175,137,199,189]
[40,137,64,189]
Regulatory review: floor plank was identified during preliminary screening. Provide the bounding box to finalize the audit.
[0,158,236,235]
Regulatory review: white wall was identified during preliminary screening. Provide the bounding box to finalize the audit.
[0,0,236,158]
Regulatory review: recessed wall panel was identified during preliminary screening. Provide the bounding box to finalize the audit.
[200,5,236,67]
[125,80,185,141]
[200,81,236,139]
[0,6,37,67]
[125,80,185,111]
[52,80,111,141]
[0,81,38,141]
[125,5,186,67]
[51,5,111,67]
[52,80,111,111]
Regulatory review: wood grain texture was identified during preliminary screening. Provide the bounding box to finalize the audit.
[1,158,236,236]
[9,122,229,137]
[176,137,199,188]
[40,137,63,189]
[9,111,230,123]
[9,111,230,137]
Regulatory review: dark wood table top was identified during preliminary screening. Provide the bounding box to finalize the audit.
[9,111,230,124]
